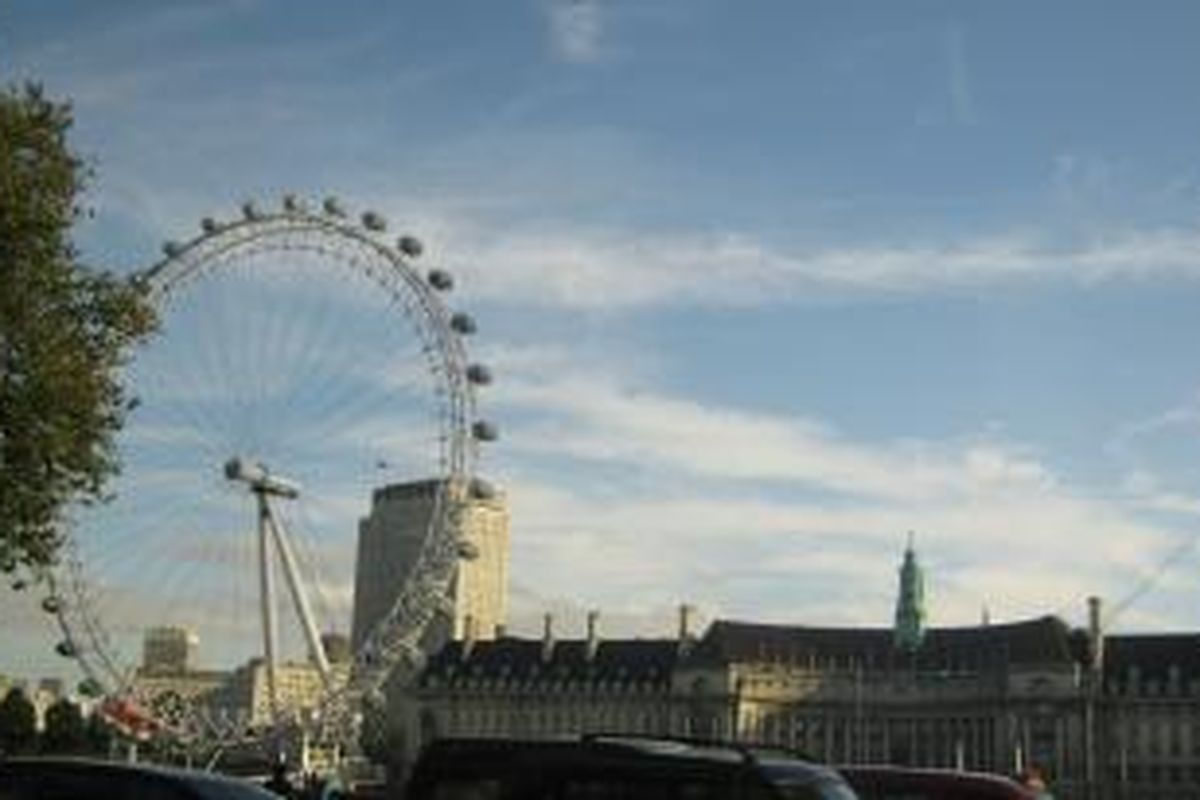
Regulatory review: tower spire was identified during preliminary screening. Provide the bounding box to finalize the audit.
[893,531,927,653]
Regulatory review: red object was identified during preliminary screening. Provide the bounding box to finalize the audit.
[98,697,160,741]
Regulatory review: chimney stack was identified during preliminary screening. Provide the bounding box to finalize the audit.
[678,603,697,655]
[541,612,555,663]
[586,610,601,662]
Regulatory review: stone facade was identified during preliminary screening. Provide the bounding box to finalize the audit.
[403,610,696,754]
[400,611,1096,795]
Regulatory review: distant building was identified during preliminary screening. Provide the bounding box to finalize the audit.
[351,478,510,652]
[403,607,696,755]
[1098,631,1200,798]
[142,626,199,675]
[208,657,350,729]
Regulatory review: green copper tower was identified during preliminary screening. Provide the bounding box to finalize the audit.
[893,531,927,653]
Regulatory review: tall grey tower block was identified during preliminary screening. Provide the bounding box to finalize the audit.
[351,479,510,653]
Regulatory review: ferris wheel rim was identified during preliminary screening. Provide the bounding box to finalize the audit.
[51,196,492,750]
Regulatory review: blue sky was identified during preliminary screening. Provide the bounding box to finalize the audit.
[8,1,1200,682]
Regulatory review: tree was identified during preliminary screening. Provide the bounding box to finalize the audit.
[84,709,115,756]
[0,83,157,578]
[0,687,36,754]
[41,696,85,753]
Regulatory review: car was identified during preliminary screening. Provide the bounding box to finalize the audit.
[835,765,1036,800]
[405,735,859,800]
[0,756,281,800]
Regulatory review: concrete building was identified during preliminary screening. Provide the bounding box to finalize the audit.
[142,626,199,675]
[351,478,510,651]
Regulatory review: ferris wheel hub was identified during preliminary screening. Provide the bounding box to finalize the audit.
[224,457,301,499]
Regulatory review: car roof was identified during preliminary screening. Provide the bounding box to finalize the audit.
[412,736,845,785]
[836,765,1035,799]
[0,756,278,798]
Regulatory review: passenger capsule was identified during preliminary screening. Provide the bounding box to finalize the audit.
[200,217,219,235]
[472,420,499,442]
[323,197,346,217]
[78,679,103,697]
[450,313,477,335]
[362,211,387,232]
[162,241,183,258]
[11,579,26,592]
[283,194,302,213]
[55,641,76,658]
[466,364,493,386]
[241,201,262,221]
[427,270,454,291]
[398,235,424,258]
[456,540,480,561]
[41,596,61,614]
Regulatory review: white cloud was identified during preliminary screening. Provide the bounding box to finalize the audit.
[432,220,1200,310]
[494,369,1054,503]
[546,0,605,64]
[477,348,1185,633]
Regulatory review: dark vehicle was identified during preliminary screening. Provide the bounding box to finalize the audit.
[406,735,858,800]
[0,756,280,800]
[836,766,1035,800]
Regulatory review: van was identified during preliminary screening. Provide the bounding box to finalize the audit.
[405,735,858,800]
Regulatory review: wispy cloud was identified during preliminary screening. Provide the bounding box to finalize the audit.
[482,346,1183,631]
[945,23,974,125]
[440,222,1200,309]
[546,0,605,64]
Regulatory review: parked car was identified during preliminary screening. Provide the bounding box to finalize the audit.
[835,765,1036,800]
[0,756,280,800]
[406,735,859,800]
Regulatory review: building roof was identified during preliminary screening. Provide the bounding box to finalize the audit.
[688,617,1079,671]
[420,637,680,689]
[1103,633,1200,689]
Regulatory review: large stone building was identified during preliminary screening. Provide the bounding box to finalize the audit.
[1098,633,1200,798]
[405,608,699,750]
[351,479,510,651]
[399,540,1200,800]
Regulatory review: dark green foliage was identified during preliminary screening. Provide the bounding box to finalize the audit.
[41,696,85,753]
[0,687,36,754]
[84,709,115,755]
[0,83,157,577]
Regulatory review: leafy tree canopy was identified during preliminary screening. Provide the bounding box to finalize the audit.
[0,83,157,578]
[0,687,36,754]
[42,696,85,753]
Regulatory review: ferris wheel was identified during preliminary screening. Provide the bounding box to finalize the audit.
[44,194,497,754]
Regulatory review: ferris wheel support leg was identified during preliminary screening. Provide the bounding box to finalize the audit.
[256,491,281,730]
[265,505,332,682]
